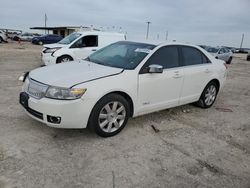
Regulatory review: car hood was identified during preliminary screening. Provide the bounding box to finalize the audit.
[29,61,123,88]
[43,43,67,48]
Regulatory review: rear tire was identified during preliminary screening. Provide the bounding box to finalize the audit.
[195,81,218,108]
[0,37,2,43]
[227,57,232,64]
[88,94,130,137]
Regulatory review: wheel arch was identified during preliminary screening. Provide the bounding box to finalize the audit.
[209,79,220,92]
[201,79,220,97]
[93,91,134,117]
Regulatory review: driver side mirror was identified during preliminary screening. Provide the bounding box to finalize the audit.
[147,64,163,73]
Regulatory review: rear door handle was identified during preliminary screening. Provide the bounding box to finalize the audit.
[92,49,97,51]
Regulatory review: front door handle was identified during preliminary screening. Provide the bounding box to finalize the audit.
[92,49,97,51]
[173,71,182,78]
[205,69,211,73]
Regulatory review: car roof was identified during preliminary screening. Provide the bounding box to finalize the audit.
[76,31,125,37]
[126,40,204,49]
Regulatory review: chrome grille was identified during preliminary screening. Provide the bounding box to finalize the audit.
[27,78,48,99]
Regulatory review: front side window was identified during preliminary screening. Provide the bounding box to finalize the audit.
[219,48,225,54]
[224,48,229,53]
[71,35,98,48]
[182,46,203,66]
[87,41,156,69]
[142,46,179,70]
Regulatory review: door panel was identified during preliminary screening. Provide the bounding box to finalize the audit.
[137,46,183,115]
[179,64,212,105]
[73,47,96,60]
[179,46,213,105]
[71,35,98,60]
[137,69,184,115]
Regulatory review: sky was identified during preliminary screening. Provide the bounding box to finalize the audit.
[1,0,250,47]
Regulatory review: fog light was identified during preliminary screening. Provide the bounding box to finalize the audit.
[47,115,61,124]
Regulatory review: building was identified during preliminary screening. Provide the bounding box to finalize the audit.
[30,26,99,37]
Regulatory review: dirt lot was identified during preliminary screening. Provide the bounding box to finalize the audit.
[0,42,250,188]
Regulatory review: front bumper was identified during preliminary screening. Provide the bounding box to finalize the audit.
[19,92,94,129]
[41,53,57,66]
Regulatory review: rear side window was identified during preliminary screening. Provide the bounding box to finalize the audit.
[144,46,179,69]
[201,53,211,64]
[182,46,203,66]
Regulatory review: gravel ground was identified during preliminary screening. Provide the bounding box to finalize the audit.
[0,42,250,188]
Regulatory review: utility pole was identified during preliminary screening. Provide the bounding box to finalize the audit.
[166,31,168,40]
[45,13,48,34]
[240,33,244,50]
[146,21,151,40]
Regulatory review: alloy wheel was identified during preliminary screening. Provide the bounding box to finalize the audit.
[204,85,217,106]
[98,101,126,133]
[61,57,70,62]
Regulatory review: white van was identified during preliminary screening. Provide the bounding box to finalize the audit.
[41,31,126,65]
[0,30,8,43]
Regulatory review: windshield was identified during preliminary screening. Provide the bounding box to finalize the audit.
[87,41,156,69]
[207,47,219,53]
[58,32,82,44]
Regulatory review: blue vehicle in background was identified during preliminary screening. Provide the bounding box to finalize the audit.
[32,34,63,45]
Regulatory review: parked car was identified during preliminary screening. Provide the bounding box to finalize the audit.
[41,31,126,65]
[19,41,227,137]
[0,30,8,43]
[206,47,233,64]
[18,33,37,41]
[247,53,250,61]
[32,34,63,45]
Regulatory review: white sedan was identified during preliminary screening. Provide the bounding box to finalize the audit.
[206,47,233,64]
[20,41,227,137]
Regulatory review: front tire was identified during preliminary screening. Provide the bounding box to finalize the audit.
[196,82,218,108]
[88,94,130,137]
[56,55,73,63]
[0,37,3,43]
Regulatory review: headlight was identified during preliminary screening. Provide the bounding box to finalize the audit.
[44,47,61,53]
[45,86,86,100]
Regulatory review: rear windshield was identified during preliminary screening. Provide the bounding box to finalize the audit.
[58,32,82,44]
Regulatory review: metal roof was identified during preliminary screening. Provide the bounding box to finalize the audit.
[30,26,91,30]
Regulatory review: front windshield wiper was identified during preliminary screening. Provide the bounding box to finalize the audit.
[84,57,104,66]
[84,58,125,69]
[85,57,90,61]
